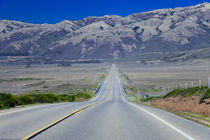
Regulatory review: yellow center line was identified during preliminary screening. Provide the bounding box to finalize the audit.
[75,110,84,114]
[22,102,97,140]
[107,86,113,101]
[23,81,113,140]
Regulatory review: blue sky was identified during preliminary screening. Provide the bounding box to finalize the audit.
[0,0,209,24]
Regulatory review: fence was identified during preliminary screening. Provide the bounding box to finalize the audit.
[175,78,210,89]
[155,77,210,96]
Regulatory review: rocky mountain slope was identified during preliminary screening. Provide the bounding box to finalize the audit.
[0,2,209,61]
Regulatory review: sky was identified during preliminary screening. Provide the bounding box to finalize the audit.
[0,0,209,24]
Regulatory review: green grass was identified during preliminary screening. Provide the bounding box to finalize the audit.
[89,68,110,96]
[163,86,210,103]
[140,96,155,102]
[128,93,141,102]
[124,85,137,94]
[200,88,210,102]
[183,112,210,122]
[140,96,164,102]
[91,82,99,90]
[141,86,210,103]
[0,91,92,110]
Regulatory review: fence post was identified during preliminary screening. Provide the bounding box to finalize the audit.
[185,82,188,89]
[208,77,210,88]
[191,81,194,88]
[199,80,201,88]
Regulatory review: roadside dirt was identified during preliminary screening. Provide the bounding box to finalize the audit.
[151,96,210,116]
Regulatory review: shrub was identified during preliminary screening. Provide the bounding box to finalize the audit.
[141,96,155,102]
[0,93,18,109]
[19,95,34,104]
[0,92,92,110]
[200,88,210,103]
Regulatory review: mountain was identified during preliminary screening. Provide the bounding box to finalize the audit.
[0,3,210,61]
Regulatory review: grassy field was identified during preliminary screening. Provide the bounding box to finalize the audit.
[117,60,210,96]
[0,63,110,95]
[117,60,210,126]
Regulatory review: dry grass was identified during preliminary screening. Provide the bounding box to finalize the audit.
[152,96,210,116]
[0,63,109,94]
[117,60,210,96]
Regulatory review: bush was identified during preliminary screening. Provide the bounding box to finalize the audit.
[140,96,155,102]
[0,93,18,109]
[19,95,34,104]
[163,86,210,103]
[0,92,92,110]
[200,88,210,103]
[58,94,74,102]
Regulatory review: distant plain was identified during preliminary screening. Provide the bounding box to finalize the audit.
[0,63,109,94]
[118,59,210,96]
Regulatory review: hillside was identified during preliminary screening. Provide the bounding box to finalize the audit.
[0,2,210,61]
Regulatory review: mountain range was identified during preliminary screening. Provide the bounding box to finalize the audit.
[0,2,210,62]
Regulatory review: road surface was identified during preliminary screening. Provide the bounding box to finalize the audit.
[0,65,209,140]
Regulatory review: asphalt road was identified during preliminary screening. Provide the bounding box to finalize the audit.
[0,64,209,140]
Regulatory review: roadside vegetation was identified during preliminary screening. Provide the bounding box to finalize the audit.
[0,74,106,110]
[0,65,110,110]
[0,90,92,110]
[118,67,210,127]
[137,87,210,127]
[141,87,210,105]
[118,68,164,96]
[162,87,210,102]
[90,68,109,96]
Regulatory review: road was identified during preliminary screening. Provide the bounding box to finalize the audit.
[0,64,209,140]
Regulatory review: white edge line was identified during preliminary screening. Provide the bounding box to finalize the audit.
[127,102,196,140]
[92,68,111,100]
[0,66,113,117]
[116,70,125,102]
[116,68,195,140]
[0,103,61,116]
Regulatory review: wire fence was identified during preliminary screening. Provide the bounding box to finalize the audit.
[155,77,210,97]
